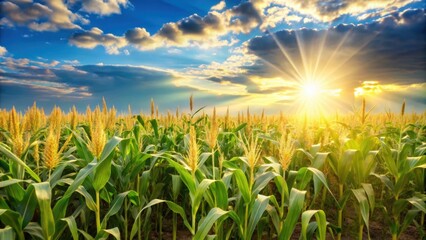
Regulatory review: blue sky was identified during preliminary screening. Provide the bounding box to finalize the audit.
[1,0,425,114]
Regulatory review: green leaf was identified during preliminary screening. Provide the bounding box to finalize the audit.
[407,197,426,213]
[338,149,358,183]
[233,169,251,204]
[0,226,15,239]
[61,216,79,240]
[149,119,159,139]
[266,203,280,235]
[167,158,196,196]
[252,171,277,198]
[362,183,375,213]
[0,143,41,182]
[301,210,327,240]
[33,182,55,240]
[0,178,28,188]
[53,159,98,225]
[280,188,306,240]
[0,209,24,240]
[130,199,192,239]
[233,123,247,133]
[101,191,138,229]
[274,175,289,202]
[209,180,228,210]
[5,181,25,201]
[171,174,182,200]
[379,143,398,177]
[352,188,370,233]
[102,227,121,240]
[193,179,216,216]
[399,210,419,236]
[78,229,94,240]
[17,185,37,228]
[76,186,97,212]
[246,195,269,240]
[312,152,329,169]
[194,208,229,240]
[93,137,123,192]
[307,167,337,204]
[372,173,394,192]
[49,161,70,188]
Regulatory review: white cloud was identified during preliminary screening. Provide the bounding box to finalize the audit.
[0,46,7,56]
[0,0,87,31]
[0,0,130,32]
[211,1,226,11]
[81,0,131,16]
[276,0,417,22]
[69,27,127,54]
[64,59,80,65]
[167,48,182,54]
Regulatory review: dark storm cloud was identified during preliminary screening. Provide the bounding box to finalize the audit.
[245,9,426,85]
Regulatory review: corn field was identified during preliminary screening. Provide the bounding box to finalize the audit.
[0,99,425,240]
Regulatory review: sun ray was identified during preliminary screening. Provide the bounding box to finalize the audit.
[318,28,353,78]
[295,30,311,80]
[313,27,331,77]
[323,31,380,80]
[267,29,305,83]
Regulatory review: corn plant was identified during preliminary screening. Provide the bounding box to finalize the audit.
[374,138,426,240]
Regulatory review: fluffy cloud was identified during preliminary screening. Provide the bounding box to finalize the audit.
[80,0,131,15]
[66,0,418,54]
[260,6,302,30]
[69,27,127,54]
[68,1,264,53]
[69,9,238,52]
[0,0,87,31]
[0,0,131,31]
[211,1,226,11]
[277,0,418,22]
[0,46,7,56]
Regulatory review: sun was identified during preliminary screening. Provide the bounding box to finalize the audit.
[296,81,326,118]
[300,82,321,100]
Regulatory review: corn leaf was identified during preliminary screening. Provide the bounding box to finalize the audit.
[102,227,121,240]
[101,190,138,229]
[280,188,306,240]
[130,199,192,239]
[246,195,269,240]
[352,188,370,233]
[0,226,15,239]
[0,209,24,240]
[0,143,40,182]
[93,136,123,192]
[233,169,250,204]
[17,185,37,228]
[61,216,79,240]
[301,210,327,240]
[167,158,196,196]
[252,171,277,198]
[194,208,229,240]
[76,186,97,212]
